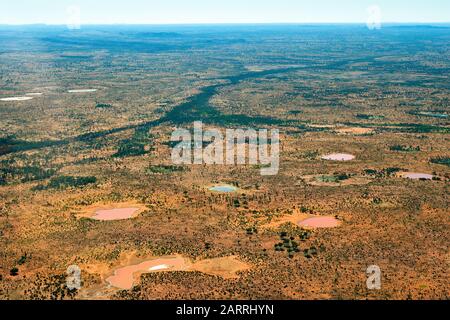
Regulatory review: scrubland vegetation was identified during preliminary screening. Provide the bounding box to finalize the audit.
[0,24,448,300]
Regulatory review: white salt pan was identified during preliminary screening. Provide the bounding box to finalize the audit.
[149,264,170,271]
[68,89,98,93]
[0,97,34,101]
[321,153,355,161]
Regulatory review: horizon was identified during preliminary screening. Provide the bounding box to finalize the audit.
[1,0,449,25]
[1,22,450,27]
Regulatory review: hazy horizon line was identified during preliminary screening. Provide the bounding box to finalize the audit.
[1,21,449,27]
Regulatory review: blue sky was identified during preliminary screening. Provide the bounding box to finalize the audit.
[0,0,449,25]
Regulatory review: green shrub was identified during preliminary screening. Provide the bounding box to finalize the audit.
[0,165,56,184]
[147,165,185,174]
[409,110,448,119]
[356,114,384,120]
[10,267,19,276]
[390,145,420,152]
[17,254,28,265]
[302,151,319,159]
[95,103,113,109]
[316,174,349,183]
[303,247,318,259]
[430,157,450,167]
[114,128,152,158]
[34,176,97,190]
[363,167,403,178]
[299,231,311,241]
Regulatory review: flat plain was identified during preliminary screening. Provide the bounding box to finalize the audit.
[0,24,449,300]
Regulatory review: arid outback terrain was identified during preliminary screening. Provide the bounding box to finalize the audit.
[0,24,448,300]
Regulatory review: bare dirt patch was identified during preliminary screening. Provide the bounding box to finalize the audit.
[335,127,374,135]
[81,254,251,293]
[298,216,341,229]
[261,211,310,230]
[301,174,372,187]
[191,256,251,279]
[76,201,147,221]
[262,211,342,230]
[106,255,190,290]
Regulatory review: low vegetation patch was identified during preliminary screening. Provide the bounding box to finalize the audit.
[315,174,350,183]
[356,114,385,120]
[390,123,449,134]
[10,267,19,276]
[389,145,421,152]
[95,103,113,109]
[274,232,301,259]
[302,150,320,160]
[430,157,450,167]
[363,167,404,178]
[0,136,61,156]
[114,128,153,158]
[33,175,97,190]
[0,165,56,184]
[409,110,448,119]
[343,122,450,134]
[303,247,319,259]
[147,165,185,174]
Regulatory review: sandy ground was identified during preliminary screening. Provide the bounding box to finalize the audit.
[191,256,251,279]
[261,211,342,230]
[301,175,372,187]
[335,127,374,135]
